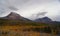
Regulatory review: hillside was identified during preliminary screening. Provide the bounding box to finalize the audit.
[0,12,60,36]
[34,17,52,23]
[1,12,31,21]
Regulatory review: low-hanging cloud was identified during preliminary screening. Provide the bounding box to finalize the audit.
[0,0,60,21]
[29,12,47,20]
[8,6,19,11]
[36,12,47,16]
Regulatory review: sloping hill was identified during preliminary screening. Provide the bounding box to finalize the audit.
[1,12,31,21]
[34,17,52,23]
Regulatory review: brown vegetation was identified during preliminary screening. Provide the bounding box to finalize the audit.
[0,25,58,36]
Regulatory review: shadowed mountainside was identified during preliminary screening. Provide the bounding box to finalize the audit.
[0,12,31,21]
[34,17,52,23]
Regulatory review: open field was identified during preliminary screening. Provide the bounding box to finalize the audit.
[0,19,60,36]
[0,25,58,36]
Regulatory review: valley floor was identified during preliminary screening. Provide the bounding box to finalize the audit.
[0,25,58,36]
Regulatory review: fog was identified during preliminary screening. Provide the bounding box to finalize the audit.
[0,0,60,21]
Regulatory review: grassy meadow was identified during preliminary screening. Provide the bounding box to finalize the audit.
[0,19,60,36]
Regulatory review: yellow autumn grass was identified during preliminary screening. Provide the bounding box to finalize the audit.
[0,25,57,36]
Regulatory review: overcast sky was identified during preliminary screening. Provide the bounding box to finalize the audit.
[0,0,60,21]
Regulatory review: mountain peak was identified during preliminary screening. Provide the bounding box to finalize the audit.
[42,17,50,19]
[4,12,22,20]
[1,12,31,21]
[9,12,20,16]
[34,17,52,23]
[9,12,18,15]
[10,12,19,15]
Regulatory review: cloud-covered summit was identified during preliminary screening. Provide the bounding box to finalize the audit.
[0,0,60,21]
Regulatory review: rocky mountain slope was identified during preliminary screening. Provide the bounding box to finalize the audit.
[1,12,31,21]
[34,17,52,23]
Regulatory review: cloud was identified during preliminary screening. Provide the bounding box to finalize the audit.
[36,12,47,16]
[0,0,60,21]
[8,6,19,11]
[29,12,47,20]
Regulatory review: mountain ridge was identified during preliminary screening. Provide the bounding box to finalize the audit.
[0,12,31,21]
[0,12,60,24]
[34,17,52,23]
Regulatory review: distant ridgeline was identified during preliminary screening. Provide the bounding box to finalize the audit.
[0,12,48,26]
[0,12,60,26]
[0,12,60,34]
[34,17,52,23]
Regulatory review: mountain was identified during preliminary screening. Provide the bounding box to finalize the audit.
[1,12,31,21]
[0,12,60,24]
[34,17,52,23]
